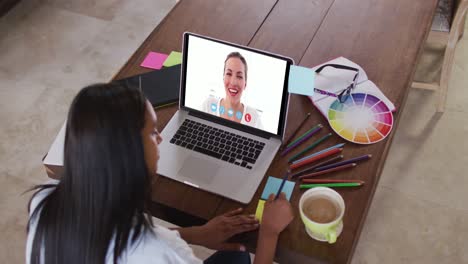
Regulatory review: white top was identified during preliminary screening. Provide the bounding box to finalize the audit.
[203,97,263,129]
[26,183,203,264]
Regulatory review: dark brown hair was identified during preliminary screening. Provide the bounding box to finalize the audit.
[224,51,248,81]
[28,82,154,264]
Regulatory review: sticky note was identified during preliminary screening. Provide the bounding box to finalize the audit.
[288,65,315,96]
[140,51,168,70]
[261,176,295,201]
[255,200,266,222]
[163,51,182,67]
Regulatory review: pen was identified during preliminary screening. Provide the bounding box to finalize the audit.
[275,170,290,199]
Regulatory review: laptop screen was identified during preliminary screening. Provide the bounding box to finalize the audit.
[182,33,291,136]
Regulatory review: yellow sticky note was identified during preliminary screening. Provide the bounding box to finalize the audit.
[163,51,182,67]
[255,200,266,223]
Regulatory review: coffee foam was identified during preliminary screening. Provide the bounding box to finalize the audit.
[302,195,341,224]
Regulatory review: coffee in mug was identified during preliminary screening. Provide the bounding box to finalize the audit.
[299,187,345,243]
[302,196,340,224]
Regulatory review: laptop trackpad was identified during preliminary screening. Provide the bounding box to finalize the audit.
[178,156,218,184]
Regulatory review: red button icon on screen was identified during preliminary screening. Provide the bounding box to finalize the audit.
[245,113,251,122]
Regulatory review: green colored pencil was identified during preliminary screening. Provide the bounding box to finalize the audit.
[287,124,322,148]
[300,182,363,189]
[288,133,332,162]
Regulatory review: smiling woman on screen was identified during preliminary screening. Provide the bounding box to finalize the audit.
[203,52,262,129]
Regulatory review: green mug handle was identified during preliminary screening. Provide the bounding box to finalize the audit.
[327,228,337,244]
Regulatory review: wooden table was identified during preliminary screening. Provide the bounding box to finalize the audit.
[111,0,438,263]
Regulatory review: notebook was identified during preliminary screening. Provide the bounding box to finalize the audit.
[117,64,181,108]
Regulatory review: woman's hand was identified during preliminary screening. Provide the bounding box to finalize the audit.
[178,208,259,251]
[260,193,294,236]
[253,193,294,264]
[198,208,259,251]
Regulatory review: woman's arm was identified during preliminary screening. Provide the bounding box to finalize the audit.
[253,228,279,264]
[175,193,293,263]
[175,208,259,251]
[253,193,294,264]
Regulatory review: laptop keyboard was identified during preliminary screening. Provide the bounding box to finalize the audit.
[169,119,265,169]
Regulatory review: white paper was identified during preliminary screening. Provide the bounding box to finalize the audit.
[43,121,66,166]
[309,57,394,117]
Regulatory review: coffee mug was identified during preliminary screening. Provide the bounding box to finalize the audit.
[299,187,345,243]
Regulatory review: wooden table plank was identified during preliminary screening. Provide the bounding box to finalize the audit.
[108,0,438,262]
[111,0,279,219]
[286,0,438,263]
[215,0,439,263]
[45,0,438,262]
[212,0,336,215]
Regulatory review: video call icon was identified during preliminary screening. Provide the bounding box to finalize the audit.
[210,103,217,112]
[236,111,242,120]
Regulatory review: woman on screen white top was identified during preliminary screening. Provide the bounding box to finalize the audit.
[203,52,262,129]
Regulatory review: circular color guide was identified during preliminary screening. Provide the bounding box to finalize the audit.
[327,93,393,144]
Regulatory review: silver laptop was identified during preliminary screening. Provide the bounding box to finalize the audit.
[157,32,293,204]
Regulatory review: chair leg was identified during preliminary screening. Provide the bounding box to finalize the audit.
[459,15,466,40]
[437,0,468,112]
[437,43,457,112]
[437,77,449,113]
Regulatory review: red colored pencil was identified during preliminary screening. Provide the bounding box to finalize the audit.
[301,179,364,184]
[290,155,344,178]
[289,148,343,170]
[298,163,356,179]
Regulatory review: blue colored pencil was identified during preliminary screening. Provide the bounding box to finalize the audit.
[281,125,322,156]
[291,143,346,164]
[314,154,372,171]
[288,133,332,162]
[275,171,290,199]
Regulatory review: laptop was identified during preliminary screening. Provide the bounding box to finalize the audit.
[157,32,293,204]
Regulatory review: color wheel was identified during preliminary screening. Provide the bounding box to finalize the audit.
[328,93,393,144]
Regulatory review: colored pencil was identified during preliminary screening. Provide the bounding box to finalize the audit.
[288,133,332,162]
[282,112,310,147]
[290,155,344,178]
[301,179,364,184]
[281,124,323,156]
[298,163,357,179]
[291,143,346,164]
[290,148,343,170]
[286,123,321,148]
[300,182,363,189]
[275,171,290,199]
[314,154,372,172]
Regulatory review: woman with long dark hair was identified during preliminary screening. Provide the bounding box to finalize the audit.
[27,82,293,264]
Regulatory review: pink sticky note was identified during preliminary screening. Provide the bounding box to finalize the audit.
[140,52,168,70]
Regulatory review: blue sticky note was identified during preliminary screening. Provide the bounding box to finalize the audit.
[288,65,315,96]
[261,176,295,201]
